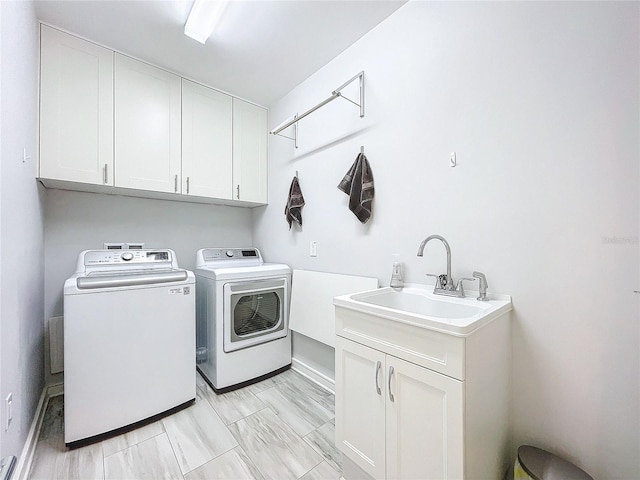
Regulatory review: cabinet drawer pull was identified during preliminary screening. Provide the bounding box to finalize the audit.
[375,360,382,395]
[186,177,190,194]
[174,174,178,193]
[236,184,240,199]
[388,366,395,402]
[103,164,108,184]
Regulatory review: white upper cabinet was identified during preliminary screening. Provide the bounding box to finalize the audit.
[39,27,269,206]
[39,25,114,185]
[182,79,233,199]
[114,54,182,194]
[233,99,268,204]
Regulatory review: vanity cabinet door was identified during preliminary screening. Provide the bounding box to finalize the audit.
[182,79,233,199]
[39,25,114,185]
[232,98,268,204]
[335,337,386,479]
[115,54,181,193]
[386,356,464,480]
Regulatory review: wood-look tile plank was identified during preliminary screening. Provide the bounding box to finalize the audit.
[228,408,323,480]
[104,433,183,480]
[282,372,335,415]
[303,422,342,473]
[299,460,342,480]
[199,383,266,425]
[29,440,104,480]
[256,382,333,436]
[184,447,263,480]
[242,368,293,395]
[162,398,238,474]
[28,395,105,480]
[102,421,165,457]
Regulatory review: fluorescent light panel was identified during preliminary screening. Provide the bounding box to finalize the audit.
[184,0,230,44]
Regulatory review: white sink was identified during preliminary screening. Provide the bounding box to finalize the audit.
[333,283,512,336]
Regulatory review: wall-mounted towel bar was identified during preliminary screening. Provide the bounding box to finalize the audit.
[270,71,365,148]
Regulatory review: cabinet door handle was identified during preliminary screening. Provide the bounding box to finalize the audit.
[186,177,190,194]
[375,360,382,395]
[174,174,178,193]
[388,366,395,402]
[103,164,108,184]
[236,184,240,199]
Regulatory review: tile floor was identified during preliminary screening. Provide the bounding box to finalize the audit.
[27,369,342,480]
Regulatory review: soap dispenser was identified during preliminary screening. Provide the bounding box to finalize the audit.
[390,256,404,289]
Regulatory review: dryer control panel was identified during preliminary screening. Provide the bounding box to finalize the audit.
[197,248,263,268]
[201,248,261,262]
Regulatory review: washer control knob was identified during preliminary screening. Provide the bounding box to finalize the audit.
[121,252,134,261]
[226,250,234,258]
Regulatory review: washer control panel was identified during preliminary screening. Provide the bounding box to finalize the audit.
[83,249,173,268]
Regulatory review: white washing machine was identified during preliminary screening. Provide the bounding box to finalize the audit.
[195,248,291,392]
[64,249,195,447]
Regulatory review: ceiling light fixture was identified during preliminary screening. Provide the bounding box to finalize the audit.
[184,0,230,45]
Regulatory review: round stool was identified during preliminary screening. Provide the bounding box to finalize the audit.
[514,445,593,480]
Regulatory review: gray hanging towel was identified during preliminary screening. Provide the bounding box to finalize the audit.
[285,175,305,229]
[337,152,374,223]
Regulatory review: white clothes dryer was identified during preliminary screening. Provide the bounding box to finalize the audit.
[64,249,195,447]
[195,248,291,392]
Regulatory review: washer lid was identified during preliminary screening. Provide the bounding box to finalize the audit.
[517,446,593,480]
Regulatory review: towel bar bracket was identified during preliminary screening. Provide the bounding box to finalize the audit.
[275,114,299,148]
[270,71,364,148]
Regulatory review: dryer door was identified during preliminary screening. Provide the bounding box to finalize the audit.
[223,277,289,353]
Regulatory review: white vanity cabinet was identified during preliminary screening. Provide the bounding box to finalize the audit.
[114,54,182,194]
[336,337,464,480]
[232,98,268,204]
[335,302,510,480]
[182,79,233,199]
[39,25,114,186]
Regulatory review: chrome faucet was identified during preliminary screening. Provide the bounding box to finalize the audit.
[417,235,453,290]
[417,235,475,298]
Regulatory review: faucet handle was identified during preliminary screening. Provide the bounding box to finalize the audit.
[426,273,447,290]
[456,277,476,297]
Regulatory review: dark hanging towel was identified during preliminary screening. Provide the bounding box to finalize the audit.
[337,152,374,223]
[285,175,305,229]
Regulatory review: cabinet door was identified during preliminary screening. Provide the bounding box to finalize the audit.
[232,98,268,203]
[386,356,464,480]
[182,79,233,199]
[335,337,386,479]
[40,25,113,185]
[115,54,181,193]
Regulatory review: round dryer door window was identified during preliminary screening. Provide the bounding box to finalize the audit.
[223,278,289,352]
[233,292,280,336]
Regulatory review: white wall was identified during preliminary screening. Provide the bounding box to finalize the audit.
[0,0,44,459]
[43,189,253,384]
[254,2,639,478]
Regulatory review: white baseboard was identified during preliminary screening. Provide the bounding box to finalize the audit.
[13,383,63,480]
[291,357,335,394]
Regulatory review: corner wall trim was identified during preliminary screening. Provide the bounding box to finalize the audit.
[291,357,335,394]
[13,383,63,480]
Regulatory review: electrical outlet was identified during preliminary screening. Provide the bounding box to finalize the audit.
[5,393,12,431]
[310,241,317,257]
